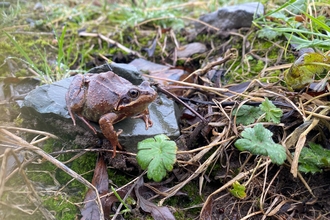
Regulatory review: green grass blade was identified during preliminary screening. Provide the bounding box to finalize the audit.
[4,32,38,72]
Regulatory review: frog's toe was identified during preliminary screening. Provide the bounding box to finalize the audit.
[110,140,123,158]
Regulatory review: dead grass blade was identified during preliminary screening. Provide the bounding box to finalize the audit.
[200,160,272,218]
[158,135,232,206]
[78,31,144,58]
[289,107,329,177]
[0,127,105,220]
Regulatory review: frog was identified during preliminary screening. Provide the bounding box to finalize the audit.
[65,71,157,157]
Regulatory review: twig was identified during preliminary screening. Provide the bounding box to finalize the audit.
[0,128,105,220]
[200,160,272,218]
[78,31,144,58]
[158,135,230,206]
[156,85,207,123]
[181,50,237,82]
[111,171,146,220]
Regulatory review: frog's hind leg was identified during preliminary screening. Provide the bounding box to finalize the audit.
[99,113,123,158]
[67,106,77,126]
[76,115,98,135]
[65,74,88,125]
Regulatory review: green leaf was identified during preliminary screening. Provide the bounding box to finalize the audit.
[233,105,263,125]
[137,134,177,182]
[259,98,283,124]
[234,124,286,165]
[284,52,330,90]
[257,27,283,40]
[298,142,330,174]
[286,0,307,14]
[230,181,246,199]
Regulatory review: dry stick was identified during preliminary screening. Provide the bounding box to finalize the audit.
[111,171,146,220]
[0,128,105,220]
[0,126,58,139]
[0,148,55,219]
[240,211,264,220]
[200,160,272,218]
[264,90,305,119]
[11,149,56,220]
[181,51,237,82]
[176,137,235,155]
[158,135,226,206]
[264,199,291,217]
[285,152,314,197]
[78,32,144,58]
[290,116,320,178]
[260,165,283,218]
[0,148,11,198]
[137,15,220,32]
[98,34,144,58]
[156,85,207,123]
[3,153,37,183]
[145,75,230,94]
[303,92,330,106]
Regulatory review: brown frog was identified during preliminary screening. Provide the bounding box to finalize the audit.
[65,71,157,157]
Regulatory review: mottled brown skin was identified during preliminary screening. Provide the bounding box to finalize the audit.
[65,71,157,157]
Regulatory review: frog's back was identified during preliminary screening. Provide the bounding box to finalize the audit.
[82,72,129,122]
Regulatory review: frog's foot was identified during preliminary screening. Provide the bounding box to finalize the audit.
[110,139,122,158]
[133,112,153,129]
[99,114,123,157]
[110,129,123,158]
[116,129,123,136]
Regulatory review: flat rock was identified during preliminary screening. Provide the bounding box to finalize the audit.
[129,58,186,83]
[20,71,180,153]
[87,62,143,85]
[195,2,264,31]
[177,42,207,58]
[129,58,170,73]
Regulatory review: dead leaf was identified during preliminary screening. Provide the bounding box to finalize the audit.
[200,195,213,220]
[135,178,175,220]
[81,154,110,220]
[142,36,158,57]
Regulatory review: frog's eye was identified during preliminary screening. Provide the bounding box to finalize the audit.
[128,89,140,98]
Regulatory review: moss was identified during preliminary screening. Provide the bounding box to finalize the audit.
[43,194,78,219]
[164,180,203,219]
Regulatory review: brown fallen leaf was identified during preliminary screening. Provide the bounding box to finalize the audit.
[200,195,213,220]
[81,154,110,220]
[135,178,175,220]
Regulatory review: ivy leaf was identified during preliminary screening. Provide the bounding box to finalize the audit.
[137,134,177,182]
[298,142,330,174]
[260,98,283,124]
[230,181,246,199]
[234,124,286,165]
[233,105,263,125]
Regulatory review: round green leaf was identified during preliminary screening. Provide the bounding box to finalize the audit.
[137,134,177,182]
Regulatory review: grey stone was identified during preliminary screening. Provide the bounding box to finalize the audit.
[176,42,207,58]
[129,58,170,73]
[20,74,180,153]
[87,62,143,85]
[195,2,264,31]
[129,58,186,82]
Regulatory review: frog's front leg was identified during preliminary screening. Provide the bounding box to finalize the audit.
[99,113,123,158]
[132,108,153,129]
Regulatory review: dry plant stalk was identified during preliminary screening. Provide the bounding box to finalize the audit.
[0,126,105,220]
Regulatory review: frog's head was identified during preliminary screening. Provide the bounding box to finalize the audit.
[116,81,157,114]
